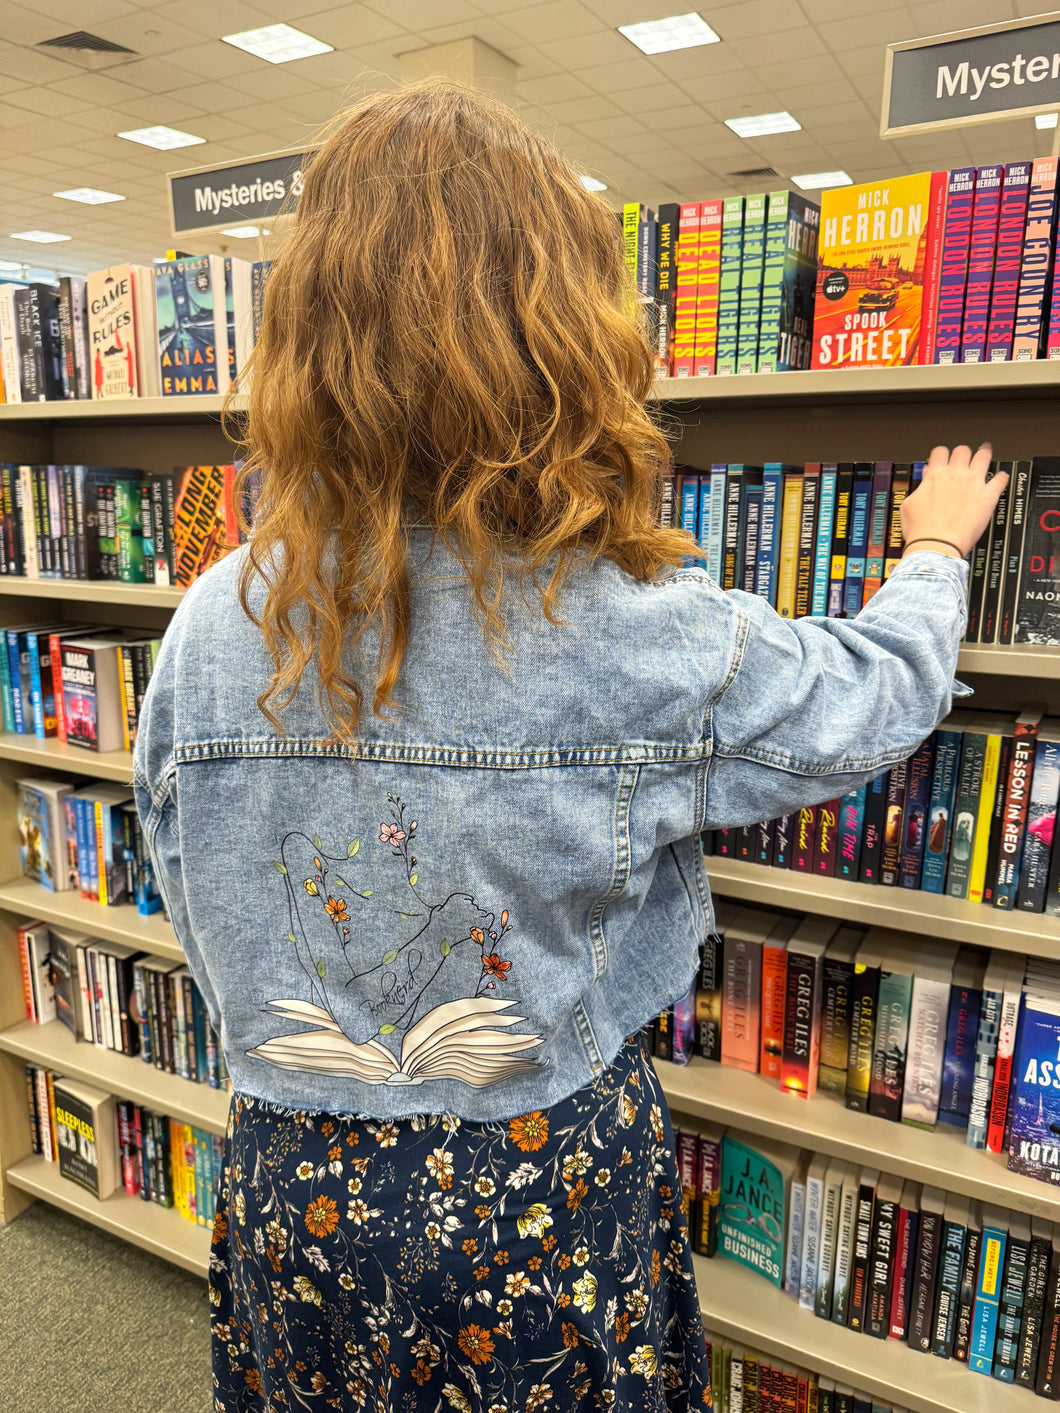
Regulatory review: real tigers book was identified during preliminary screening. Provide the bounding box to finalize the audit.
[985,161,1033,361]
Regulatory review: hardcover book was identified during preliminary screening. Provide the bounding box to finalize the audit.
[1013,157,1059,360]
[719,1130,804,1287]
[757,191,819,373]
[831,1165,861,1326]
[721,908,775,1072]
[868,936,915,1121]
[867,1172,903,1338]
[938,947,986,1128]
[900,940,957,1129]
[985,161,1033,361]
[692,200,723,377]
[1009,993,1060,1184]
[846,936,882,1112]
[819,926,862,1095]
[934,167,976,363]
[1015,458,1060,645]
[994,705,1044,908]
[1019,724,1060,911]
[671,203,699,377]
[716,197,743,375]
[961,166,1005,363]
[969,1207,1009,1374]
[736,193,767,375]
[156,255,228,397]
[907,1185,946,1352]
[921,716,965,893]
[897,733,935,888]
[781,915,836,1098]
[173,464,238,588]
[16,777,71,890]
[52,1075,119,1198]
[931,1193,971,1358]
[86,266,139,399]
[847,1166,880,1332]
[889,1180,921,1341]
[760,916,796,1080]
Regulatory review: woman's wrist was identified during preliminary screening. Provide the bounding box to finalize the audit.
[901,536,966,560]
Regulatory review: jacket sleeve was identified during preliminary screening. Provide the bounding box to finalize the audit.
[701,550,970,828]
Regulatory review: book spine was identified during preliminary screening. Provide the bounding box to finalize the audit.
[792,805,816,872]
[859,770,889,881]
[867,1196,897,1337]
[868,966,912,1122]
[995,1235,1030,1381]
[736,194,767,375]
[654,203,679,377]
[671,203,700,377]
[890,1205,918,1340]
[756,465,782,603]
[921,729,961,893]
[848,1178,876,1332]
[879,757,909,886]
[816,1179,842,1320]
[782,950,820,1098]
[961,166,1004,363]
[908,1207,944,1352]
[776,470,803,618]
[980,473,1011,643]
[760,942,787,1080]
[969,1223,1007,1374]
[985,161,1033,361]
[954,1227,983,1363]
[946,732,986,898]
[836,785,866,882]
[819,957,854,1096]
[842,476,871,616]
[785,1175,807,1297]
[931,1219,967,1357]
[832,1181,859,1326]
[716,197,744,375]
[1013,157,1058,359]
[813,798,839,878]
[800,1168,825,1311]
[969,733,1004,905]
[897,734,935,889]
[721,466,744,590]
[1017,1235,1052,1387]
[938,985,981,1127]
[1037,1245,1060,1395]
[967,985,1004,1149]
[998,460,1033,646]
[994,716,1039,909]
[861,462,892,604]
[901,974,952,1129]
[827,468,853,616]
[811,464,837,613]
[845,965,879,1112]
[1019,739,1060,911]
[985,981,1022,1154]
[917,170,948,364]
[693,200,723,377]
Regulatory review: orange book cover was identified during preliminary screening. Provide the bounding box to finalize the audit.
[692,200,723,377]
[173,465,236,587]
[811,172,939,370]
[760,927,792,1080]
[672,203,700,376]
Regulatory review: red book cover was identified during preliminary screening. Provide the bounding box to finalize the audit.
[985,161,1033,362]
[888,1194,917,1339]
[792,806,816,870]
[692,200,723,377]
[934,167,977,364]
[760,933,789,1079]
[916,170,948,364]
[960,165,1004,362]
[48,630,67,743]
[1013,156,1059,360]
[812,798,840,875]
[811,172,938,369]
[781,936,826,1098]
[671,203,700,377]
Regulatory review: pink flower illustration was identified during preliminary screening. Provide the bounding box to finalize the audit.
[379,823,407,845]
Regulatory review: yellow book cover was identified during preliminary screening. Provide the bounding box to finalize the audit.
[968,733,1002,903]
[775,471,804,618]
[811,172,937,370]
[93,801,107,907]
[168,1117,186,1218]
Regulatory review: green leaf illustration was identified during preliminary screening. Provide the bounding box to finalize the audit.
[287,931,296,943]
[273,861,287,874]
[382,949,398,965]
[313,834,322,850]
[347,839,360,857]
[409,873,418,886]
[360,890,373,898]
[316,959,326,978]
[334,877,346,887]
[440,939,451,957]
[378,1024,396,1035]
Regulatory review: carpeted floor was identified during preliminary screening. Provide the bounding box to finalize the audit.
[0,1199,211,1413]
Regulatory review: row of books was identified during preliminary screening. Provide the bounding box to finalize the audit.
[662,457,1060,647]
[18,918,228,1090]
[697,1126,1060,1393]
[704,1334,910,1413]
[637,158,1060,375]
[654,902,1060,1178]
[26,1064,221,1224]
[0,461,248,588]
[18,775,162,907]
[707,706,1058,913]
[0,256,269,403]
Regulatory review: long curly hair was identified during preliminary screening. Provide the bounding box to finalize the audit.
[234,78,693,744]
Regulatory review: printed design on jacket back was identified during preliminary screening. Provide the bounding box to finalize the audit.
[248,793,546,1088]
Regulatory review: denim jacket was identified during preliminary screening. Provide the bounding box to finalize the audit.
[132,531,968,1121]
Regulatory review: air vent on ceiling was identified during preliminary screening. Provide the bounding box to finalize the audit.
[728,166,780,179]
[38,31,137,56]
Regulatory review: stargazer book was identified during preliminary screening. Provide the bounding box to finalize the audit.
[811,172,945,370]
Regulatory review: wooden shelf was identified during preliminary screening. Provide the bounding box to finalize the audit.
[0,394,237,423]
[0,575,183,607]
[6,1154,209,1276]
[660,1057,1060,1222]
[0,876,181,960]
[695,1254,1010,1413]
[0,1018,228,1134]
[705,857,1060,956]
[650,359,1060,407]
[0,733,133,783]
[957,643,1060,677]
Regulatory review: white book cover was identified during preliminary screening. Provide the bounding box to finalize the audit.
[0,284,22,403]
[131,265,160,398]
[831,1165,861,1325]
[25,923,55,1023]
[784,1153,809,1298]
[87,265,137,399]
[800,1152,828,1310]
[17,464,38,578]
[230,256,255,388]
[901,940,958,1128]
[88,946,113,1052]
[815,1159,847,1320]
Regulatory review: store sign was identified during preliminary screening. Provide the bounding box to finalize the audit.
[168,149,312,236]
[883,12,1060,137]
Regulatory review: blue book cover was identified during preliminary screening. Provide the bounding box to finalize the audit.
[1008,996,1060,1183]
[922,725,964,893]
[156,255,222,397]
[969,1216,1008,1374]
[680,474,699,567]
[939,984,982,1127]
[1018,736,1060,912]
[224,256,237,386]
[16,781,55,888]
[5,630,24,733]
[756,463,784,603]
[27,628,45,738]
[706,464,726,581]
[843,474,873,615]
[811,463,837,615]
[0,639,13,733]
[740,477,763,594]
[898,733,936,888]
[912,460,926,486]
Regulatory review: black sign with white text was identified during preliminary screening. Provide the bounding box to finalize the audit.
[884,14,1060,136]
[168,150,311,235]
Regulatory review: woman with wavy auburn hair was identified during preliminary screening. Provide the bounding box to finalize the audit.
[134,78,1001,1411]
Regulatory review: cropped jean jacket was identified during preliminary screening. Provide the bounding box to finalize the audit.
[132,532,968,1121]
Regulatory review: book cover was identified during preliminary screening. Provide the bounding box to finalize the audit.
[961,165,1005,363]
[907,1185,946,1352]
[868,938,914,1121]
[60,636,125,753]
[86,266,138,399]
[934,167,977,363]
[811,172,939,370]
[719,1130,802,1286]
[847,1166,880,1332]
[1019,727,1060,911]
[994,706,1044,908]
[671,203,700,378]
[1015,458,1060,645]
[819,927,861,1095]
[931,1194,971,1357]
[969,1208,1008,1374]
[879,756,909,887]
[900,940,957,1129]
[845,937,882,1112]
[173,464,237,588]
[867,1172,903,1338]
[16,777,70,890]
[921,718,964,893]
[1008,993,1060,1183]
[758,191,819,373]
[985,161,1033,362]
[52,1075,119,1198]
[693,200,723,377]
[736,193,768,375]
[716,197,744,375]
[938,948,985,1128]
[897,734,935,888]
[1013,156,1058,359]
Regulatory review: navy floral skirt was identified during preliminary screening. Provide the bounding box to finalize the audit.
[209,1035,711,1412]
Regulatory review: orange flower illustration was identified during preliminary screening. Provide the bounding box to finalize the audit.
[482,953,511,979]
[615,1312,630,1343]
[470,927,485,944]
[304,1195,339,1238]
[325,896,349,922]
[457,1324,495,1365]
[562,1321,579,1349]
[567,1178,589,1211]
[508,1112,549,1152]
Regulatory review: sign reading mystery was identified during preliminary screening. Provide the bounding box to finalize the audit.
[883,12,1060,137]
[168,149,313,236]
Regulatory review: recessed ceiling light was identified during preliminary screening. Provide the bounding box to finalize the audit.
[792,170,853,190]
[0,260,22,271]
[53,187,125,205]
[222,23,333,64]
[1036,112,1059,129]
[117,125,205,150]
[725,111,802,138]
[579,175,608,191]
[618,11,721,54]
[220,225,261,238]
[10,230,71,244]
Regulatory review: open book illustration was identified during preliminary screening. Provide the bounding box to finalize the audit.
[250,794,546,1088]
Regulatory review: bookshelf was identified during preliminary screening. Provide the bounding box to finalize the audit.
[0,372,1056,1411]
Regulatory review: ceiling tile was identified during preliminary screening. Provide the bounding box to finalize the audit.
[499,0,606,44]
[291,5,406,47]
[364,0,480,28]
[907,0,1016,38]
[726,27,828,69]
[572,57,666,95]
[613,80,691,114]
[147,0,275,35]
[0,44,90,84]
[46,73,148,106]
[169,79,250,113]
[514,72,594,106]
[161,41,264,81]
[821,8,918,51]
[224,67,320,100]
[537,31,634,70]
[111,94,209,124]
[545,94,624,124]
[709,0,810,40]
[93,56,201,92]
